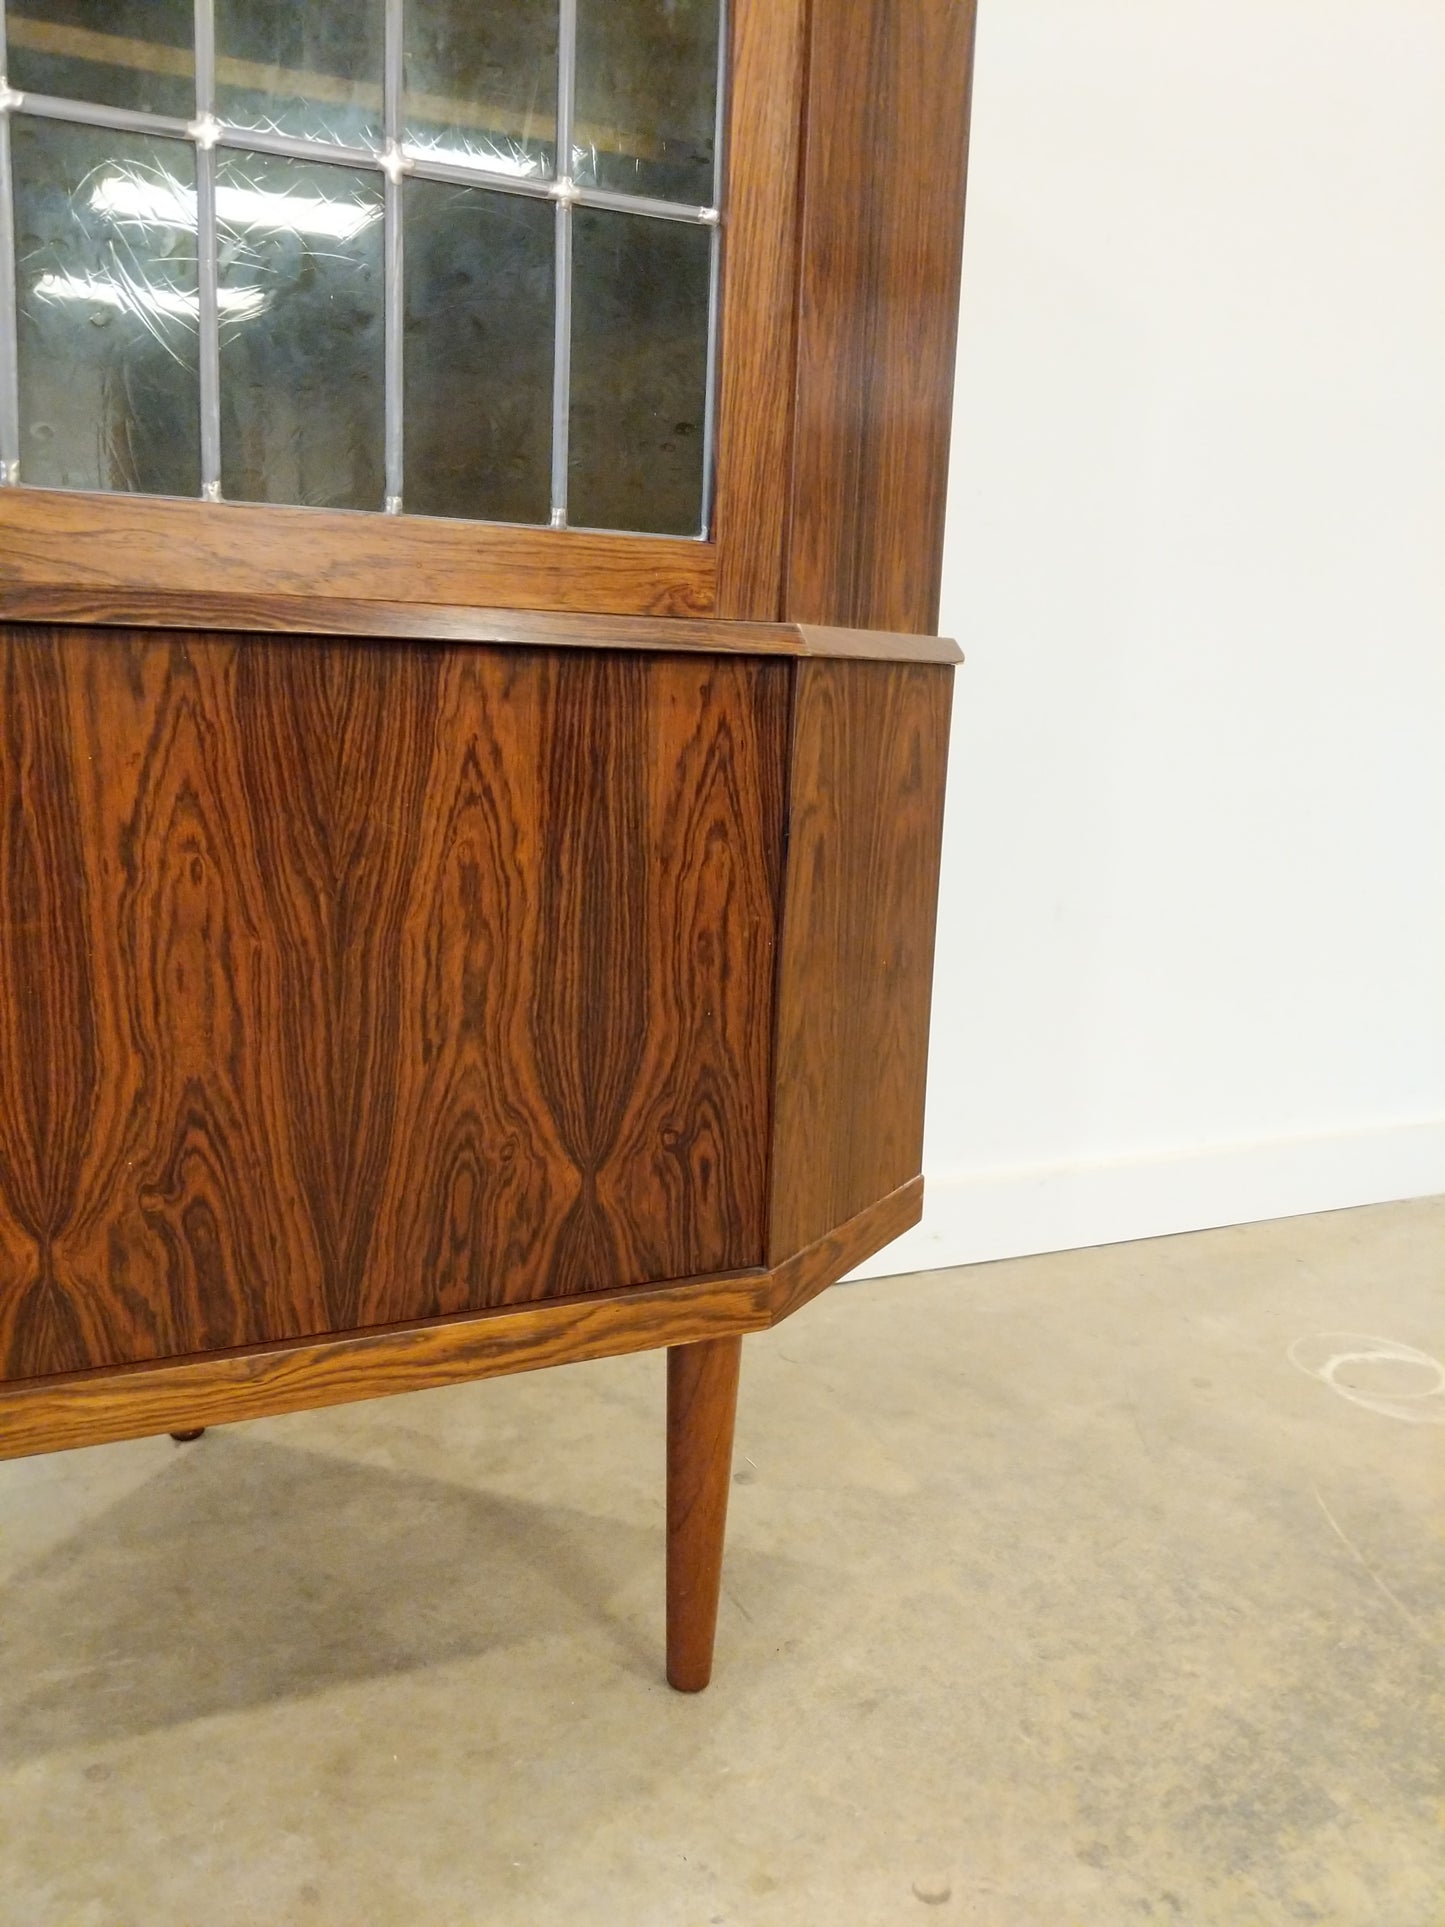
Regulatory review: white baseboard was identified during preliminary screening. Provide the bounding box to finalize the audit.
[850,1119,1445,1278]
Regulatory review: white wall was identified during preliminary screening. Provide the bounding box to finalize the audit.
[865,0,1445,1274]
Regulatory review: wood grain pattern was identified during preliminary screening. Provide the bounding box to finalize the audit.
[0,1181,923,1461]
[666,1335,742,1691]
[712,0,809,621]
[767,1175,923,1324]
[0,490,717,620]
[0,588,962,664]
[768,661,954,1261]
[0,641,101,1378]
[0,624,787,1379]
[785,0,977,633]
[0,1273,772,1461]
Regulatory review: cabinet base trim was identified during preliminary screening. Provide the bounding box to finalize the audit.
[0,1179,922,1460]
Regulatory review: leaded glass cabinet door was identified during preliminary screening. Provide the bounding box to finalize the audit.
[0,0,722,536]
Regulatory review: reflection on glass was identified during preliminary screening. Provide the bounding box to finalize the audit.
[575,0,719,204]
[403,180,554,526]
[569,210,709,537]
[216,0,384,150]
[217,152,383,510]
[12,116,200,497]
[6,2,196,121]
[404,0,559,179]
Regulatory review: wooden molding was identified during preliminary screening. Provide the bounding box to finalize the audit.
[0,1180,922,1461]
[0,587,961,663]
[792,625,962,665]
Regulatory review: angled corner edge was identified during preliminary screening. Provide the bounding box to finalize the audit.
[792,625,963,666]
[765,1176,925,1327]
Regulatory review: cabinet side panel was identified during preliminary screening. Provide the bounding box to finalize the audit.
[0,627,787,1379]
[785,0,976,633]
[713,0,809,621]
[768,659,953,1262]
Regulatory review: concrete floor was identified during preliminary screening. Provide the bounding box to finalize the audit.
[1,1199,1442,1926]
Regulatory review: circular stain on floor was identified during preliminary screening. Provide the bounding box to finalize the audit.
[1288,1332,1445,1423]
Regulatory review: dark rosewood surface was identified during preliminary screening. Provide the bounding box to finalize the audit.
[768,660,954,1261]
[0,626,787,1380]
[785,0,977,634]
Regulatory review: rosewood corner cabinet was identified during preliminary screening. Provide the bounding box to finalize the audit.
[0,0,975,1691]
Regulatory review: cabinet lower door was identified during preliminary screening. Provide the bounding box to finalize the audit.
[0,627,788,1378]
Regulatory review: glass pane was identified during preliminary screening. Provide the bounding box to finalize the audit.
[574,0,719,204]
[405,0,558,180]
[6,2,195,121]
[12,116,199,497]
[569,209,709,537]
[217,152,384,510]
[215,0,384,150]
[403,180,554,526]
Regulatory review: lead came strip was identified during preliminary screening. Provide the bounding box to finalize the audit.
[1,89,189,138]
[383,0,404,513]
[0,2,20,483]
[550,0,579,531]
[6,85,720,222]
[193,0,221,499]
[700,0,730,540]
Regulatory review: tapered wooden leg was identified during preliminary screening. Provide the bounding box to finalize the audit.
[666,1334,742,1692]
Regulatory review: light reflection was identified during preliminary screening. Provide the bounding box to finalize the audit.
[401,138,545,181]
[90,173,382,241]
[34,270,270,321]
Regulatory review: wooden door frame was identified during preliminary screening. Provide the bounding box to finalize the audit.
[0,0,810,625]
[0,1,977,637]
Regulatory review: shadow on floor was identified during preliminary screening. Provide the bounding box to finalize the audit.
[0,1430,672,1763]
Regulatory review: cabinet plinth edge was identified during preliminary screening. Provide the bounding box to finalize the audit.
[0,1181,923,1461]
